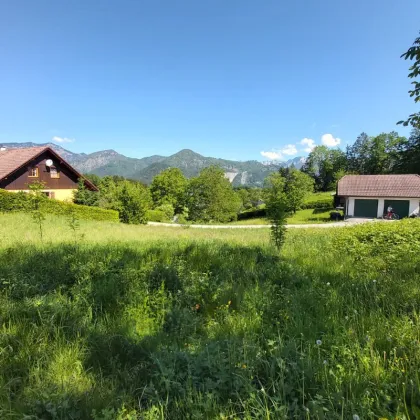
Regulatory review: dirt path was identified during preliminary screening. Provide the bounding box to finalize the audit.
[147,220,375,229]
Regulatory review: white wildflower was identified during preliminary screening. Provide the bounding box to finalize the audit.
[316,339,322,346]
[353,415,360,420]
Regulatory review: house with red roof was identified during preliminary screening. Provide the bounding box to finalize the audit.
[337,175,420,218]
[0,146,97,201]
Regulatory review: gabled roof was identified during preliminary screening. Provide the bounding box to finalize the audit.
[337,175,420,198]
[0,146,98,191]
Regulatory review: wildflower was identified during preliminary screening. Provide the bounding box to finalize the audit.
[326,282,330,286]
[261,387,265,393]
[228,300,232,305]
[353,415,360,420]
[242,364,247,369]
[373,279,377,284]
[323,360,328,365]
[345,316,349,321]
[316,339,322,346]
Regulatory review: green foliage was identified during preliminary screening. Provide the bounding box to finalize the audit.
[279,167,314,213]
[302,145,347,191]
[28,181,48,241]
[346,131,407,174]
[73,178,99,206]
[146,209,170,222]
[301,191,334,209]
[1,213,419,418]
[150,168,188,213]
[118,181,150,224]
[398,31,420,128]
[155,203,174,221]
[264,173,287,250]
[186,166,242,223]
[0,189,119,222]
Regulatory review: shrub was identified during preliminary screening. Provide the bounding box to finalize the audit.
[237,207,266,220]
[0,190,119,222]
[156,203,175,221]
[146,209,169,222]
[301,193,334,209]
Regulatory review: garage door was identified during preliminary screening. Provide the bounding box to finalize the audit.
[384,200,410,218]
[354,199,378,218]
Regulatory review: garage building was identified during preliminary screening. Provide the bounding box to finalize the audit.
[337,174,420,218]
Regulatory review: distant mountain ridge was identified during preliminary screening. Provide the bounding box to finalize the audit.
[1,142,305,186]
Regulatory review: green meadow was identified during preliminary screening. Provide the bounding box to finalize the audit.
[1,213,420,419]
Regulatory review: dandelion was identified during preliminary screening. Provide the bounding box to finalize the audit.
[242,364,247,369]
[353,415,360,420]
[316,339,322,346]
[261,387,265,393]
[345,316,349,320]
[373,279,377,284]
[323,360,328,365]
[326,282,330,286]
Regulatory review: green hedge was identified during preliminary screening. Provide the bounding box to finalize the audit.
[146,209,170,222]
[0,190,119,222]
[301,193,334,209]
[238,207,266,220]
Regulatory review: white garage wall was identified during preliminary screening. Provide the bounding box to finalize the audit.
[346,197,420,217]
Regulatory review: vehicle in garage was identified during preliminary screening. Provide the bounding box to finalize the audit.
[336,175,420,219]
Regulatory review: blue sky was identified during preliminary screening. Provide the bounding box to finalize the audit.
[0,0,419,161]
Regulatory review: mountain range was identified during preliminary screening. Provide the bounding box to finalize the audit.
[1,142,305,187]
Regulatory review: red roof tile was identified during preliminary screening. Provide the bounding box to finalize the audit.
[0,146,98,191]
[0,147,47,180]
[337,175,420,198]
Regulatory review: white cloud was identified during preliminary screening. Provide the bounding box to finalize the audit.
[261,150,283,160]
[300,138,316,153]
[52,136,75,144]
[260,144,298,161]
[321,133,341,147]
[281,144,298,156]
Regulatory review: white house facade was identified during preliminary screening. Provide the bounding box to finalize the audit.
[337,175,420,218]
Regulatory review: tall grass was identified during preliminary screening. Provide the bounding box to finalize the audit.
[0,213,419,419]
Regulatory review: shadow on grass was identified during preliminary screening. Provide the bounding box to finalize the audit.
[1,239,419,419]
[0,242,290,417]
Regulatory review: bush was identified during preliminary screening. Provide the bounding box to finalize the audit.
[301,193,334,209]
[146,209,169,222]
[237,207,266,220]
[156,204,175,220]
[0,190,119,222]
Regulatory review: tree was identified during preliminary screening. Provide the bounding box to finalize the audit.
[396,128,420,174]
[279,168,314,213]
[118,181,151,224]
[73,178,99,206]
[346,132,407,174]
[302,146,346,191]
[398,31,420,128]
[150,168,187,214]
[186,166,242,223]
[264,173,287,251]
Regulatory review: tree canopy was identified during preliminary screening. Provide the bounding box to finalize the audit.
[186,166,242,223]
[150,167,187,213]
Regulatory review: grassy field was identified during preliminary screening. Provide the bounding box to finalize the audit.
[1,213,420,419]
[229,208,336,225]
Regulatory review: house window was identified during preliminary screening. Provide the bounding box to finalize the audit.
[50,168,60,179]
[28,167,39,177]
